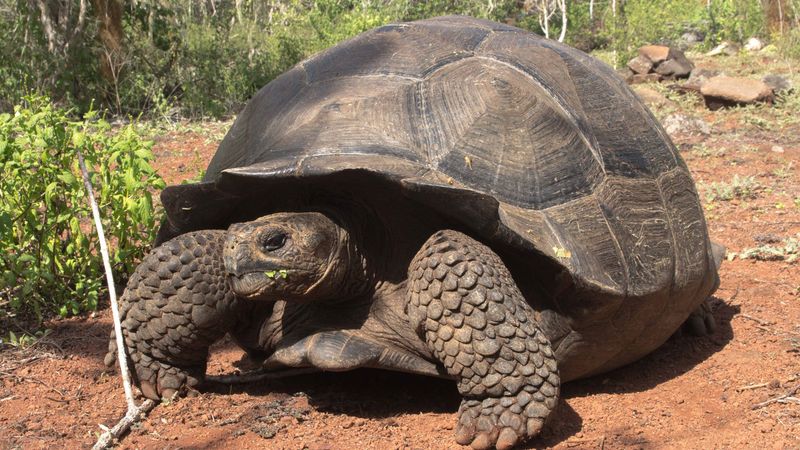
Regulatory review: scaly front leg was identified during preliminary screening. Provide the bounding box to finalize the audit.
[105,230,242,399]
[407,230,560,450]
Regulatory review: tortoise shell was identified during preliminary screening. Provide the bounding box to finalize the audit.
[160,16,718,378]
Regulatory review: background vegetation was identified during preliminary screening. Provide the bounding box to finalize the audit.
[2,0,799,119]
[0,96,164,327]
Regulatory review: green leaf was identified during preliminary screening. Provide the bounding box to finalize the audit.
[17,254,36,264]
[72,131,85,147]
[57,171,77,185]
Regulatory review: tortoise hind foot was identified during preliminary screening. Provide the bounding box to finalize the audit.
[683,299,716,336]
[407,230,560,450]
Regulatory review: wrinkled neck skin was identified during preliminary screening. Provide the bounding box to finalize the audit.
[308,206,378,304]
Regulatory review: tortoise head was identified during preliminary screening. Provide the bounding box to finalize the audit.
[223,212,352,302]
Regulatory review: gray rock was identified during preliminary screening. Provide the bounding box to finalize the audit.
[679,30,705,48]
[655,57,693,79]
[662,114,711,136]
[679,68,722,94]
[701,76,774,109]
[628,55,654,75]
[762,74,793,95]
[639,45,673,64]
[630,73,664,84]
[632,85,675,109]
[706,41,740,57]
[744,37,765,52]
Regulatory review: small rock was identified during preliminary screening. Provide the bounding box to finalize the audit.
[655,57,693,79]
[771,145,784,153]
[632,86,675,109]
[701,75,774,109]
[680,68,721,93]
[288,395,311,413]
[662,113,711,136]
[754,233,782,244]
[628,55,654,75]
[762,74,793,95]
[630,73,664,84]
[306,444,333,450]
[279,415,296,426]
[706,41,740,57]
[678,30,705,49]
[744,37,765,52]
[639,45,672,64]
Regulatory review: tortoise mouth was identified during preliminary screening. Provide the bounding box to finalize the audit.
[228,269,313,300]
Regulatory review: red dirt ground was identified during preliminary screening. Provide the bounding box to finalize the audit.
[1,55,798,449]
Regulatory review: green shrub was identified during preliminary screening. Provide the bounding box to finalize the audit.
[707,0,766,43]
[0,96,165,325]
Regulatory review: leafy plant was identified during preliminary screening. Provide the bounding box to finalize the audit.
[0,96,164,325]
[1,329,51,348]
[736,235,800,262]
[702,174,761,202]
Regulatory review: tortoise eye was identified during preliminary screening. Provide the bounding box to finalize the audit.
[263,233,287,251]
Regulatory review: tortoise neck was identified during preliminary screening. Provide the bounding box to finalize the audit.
[308,202,384,302]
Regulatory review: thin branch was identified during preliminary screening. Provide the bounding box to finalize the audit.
[92,399,156,449]
[751,384,800,409]
[78,150,155,448]
[77,150,135,411]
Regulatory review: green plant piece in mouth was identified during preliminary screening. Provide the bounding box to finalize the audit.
[265,269,289,279]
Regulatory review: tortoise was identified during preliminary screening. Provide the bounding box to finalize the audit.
[106,15,722,450]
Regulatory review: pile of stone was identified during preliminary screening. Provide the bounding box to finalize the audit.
[625,45,694,83]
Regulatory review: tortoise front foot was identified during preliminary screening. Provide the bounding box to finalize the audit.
[105,230,241,400]
[407,230,560,450]
[115,352,205,400]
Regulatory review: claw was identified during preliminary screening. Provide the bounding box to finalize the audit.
[103,351,116,367]
[526,418,544,436]
[470,433,493,450]
[140,381,159,400]
[160,388,178,400]
[496,427,519,450]
[455,424,476,445]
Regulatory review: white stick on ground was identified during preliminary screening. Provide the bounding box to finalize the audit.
[76,150,156,449]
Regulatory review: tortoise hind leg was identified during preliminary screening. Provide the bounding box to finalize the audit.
[683,299,717,336]
[406,230,560,450]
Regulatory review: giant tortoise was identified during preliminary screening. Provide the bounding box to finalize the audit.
[106,15,721,450]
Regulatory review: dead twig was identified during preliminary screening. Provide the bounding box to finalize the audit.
[740,314,774,326]
[78,151,155,449]
[93,399,156,449]
[737,382,770,392]
[751,384,800,410]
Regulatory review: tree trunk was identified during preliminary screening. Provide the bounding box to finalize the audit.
[764,0,789,35]
[29,0,88,56]
[91,0,124,85]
